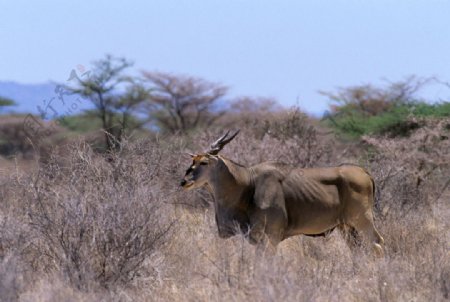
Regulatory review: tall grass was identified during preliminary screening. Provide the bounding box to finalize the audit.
[0,110,448,301]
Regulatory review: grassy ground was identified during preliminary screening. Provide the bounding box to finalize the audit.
[0,113,449,301]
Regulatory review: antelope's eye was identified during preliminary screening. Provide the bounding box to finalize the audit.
[200,161,208,165]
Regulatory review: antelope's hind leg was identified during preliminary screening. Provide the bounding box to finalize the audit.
[342,177,384,257]
[347,213,384,257]
[339,224,362,253]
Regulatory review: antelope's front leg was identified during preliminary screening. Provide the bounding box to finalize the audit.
[250,174,288,251]
[248,207,287,255]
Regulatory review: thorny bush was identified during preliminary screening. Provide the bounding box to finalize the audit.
[0,110,448,301]
[16,139,176,291]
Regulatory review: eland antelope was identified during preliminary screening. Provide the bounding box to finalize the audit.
[180,130,384,255]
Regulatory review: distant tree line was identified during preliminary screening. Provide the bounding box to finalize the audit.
[62,55,233,150]
[55,57,450,148]
[2,56,449,153]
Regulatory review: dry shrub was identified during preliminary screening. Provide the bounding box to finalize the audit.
[0,115,67,161]
[0,112,449,301]
[140,202,448,301]
[0,253,25,302]
[0,137,178,298]
[363,117,450,216]
[196,107,335,168]
[0,116,34,158]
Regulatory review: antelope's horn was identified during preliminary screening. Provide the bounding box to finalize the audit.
[207,129,240,155]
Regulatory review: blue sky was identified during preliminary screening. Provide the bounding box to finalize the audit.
[1,0,449,115]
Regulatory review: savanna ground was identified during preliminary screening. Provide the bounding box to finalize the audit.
[1,71,449,301]
[0,109,449,302]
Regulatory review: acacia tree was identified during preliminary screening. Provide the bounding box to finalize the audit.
[142,72,227,133]
[66,55,149,150]
[321,76,431,117]
[320,77,435,137]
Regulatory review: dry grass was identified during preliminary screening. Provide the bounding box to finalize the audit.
[0,112,449,301]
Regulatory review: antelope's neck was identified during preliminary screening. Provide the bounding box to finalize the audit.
[210,158,253,209]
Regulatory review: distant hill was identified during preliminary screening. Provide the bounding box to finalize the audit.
[0,81,92,118]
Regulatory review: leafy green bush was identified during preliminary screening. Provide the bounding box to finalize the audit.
[408,101,450,117]
[322,77,450,138]
[326,102,449,138]
[58,111,144,135]
[58,111,102,133]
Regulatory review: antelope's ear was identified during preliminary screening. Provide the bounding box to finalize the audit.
[183,152,196,158]
[205,154,219,162]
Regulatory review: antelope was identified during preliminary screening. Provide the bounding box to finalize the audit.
[181,130,384,255]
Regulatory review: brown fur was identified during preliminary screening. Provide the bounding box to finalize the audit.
[182,154,384,255]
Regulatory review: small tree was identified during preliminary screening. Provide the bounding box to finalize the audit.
[216,96,281,131]
[321,76,430,117]
[66,55,148,150]
[320,77,433,137]
[230,96,280,113]
[142,72,227,133]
